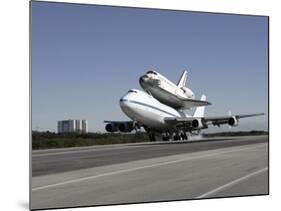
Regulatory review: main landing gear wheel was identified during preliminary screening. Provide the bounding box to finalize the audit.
[181,133,188,140]
[162,135,169,141]
[173,135,181,141]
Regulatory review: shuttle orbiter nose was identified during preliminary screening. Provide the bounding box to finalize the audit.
[139,75,148,83]
[139,75,149,89]
[139,75,160,88]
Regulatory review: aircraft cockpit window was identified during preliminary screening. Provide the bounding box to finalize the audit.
[128,90,137,93]
[146,71,157,75]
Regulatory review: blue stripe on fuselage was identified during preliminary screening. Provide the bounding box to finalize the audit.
[120,99,178,117]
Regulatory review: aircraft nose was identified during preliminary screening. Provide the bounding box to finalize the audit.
[120,95,129,108]
[120,97,126,105]
[120,95,133,117]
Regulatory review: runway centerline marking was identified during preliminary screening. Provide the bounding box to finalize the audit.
[196,167,268,199]
[32,143,266,191]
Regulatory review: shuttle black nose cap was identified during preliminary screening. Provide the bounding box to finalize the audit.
[139,75,148,84]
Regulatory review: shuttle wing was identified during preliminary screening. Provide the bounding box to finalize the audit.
[180,98,212,109]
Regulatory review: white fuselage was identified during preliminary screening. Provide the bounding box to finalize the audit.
[120,89,188,131]
[139,70,195,109]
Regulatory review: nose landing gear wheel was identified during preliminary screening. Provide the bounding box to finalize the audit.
[149,133,156,142]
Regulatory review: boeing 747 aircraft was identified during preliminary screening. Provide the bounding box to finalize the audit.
[105,89,264,141]
[139,70,211,109]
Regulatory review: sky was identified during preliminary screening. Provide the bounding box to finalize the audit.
[31,2,268,133]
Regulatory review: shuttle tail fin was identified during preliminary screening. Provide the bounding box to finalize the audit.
[177,70,188,88]
[193,95,206,118]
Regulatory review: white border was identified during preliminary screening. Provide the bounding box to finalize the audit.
[0,0,279,211]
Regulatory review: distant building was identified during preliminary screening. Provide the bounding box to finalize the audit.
[57,120,88,133]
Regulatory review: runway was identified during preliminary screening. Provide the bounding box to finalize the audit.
[31,135,268,210]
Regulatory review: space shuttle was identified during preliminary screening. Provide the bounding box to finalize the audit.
[139,70,211,109]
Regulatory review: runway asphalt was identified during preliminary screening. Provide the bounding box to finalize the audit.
[31,135,268,210]
[32,135,267,177]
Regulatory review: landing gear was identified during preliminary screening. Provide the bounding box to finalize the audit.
[162,132,170,141]
[148,133,156,142]
[181,132,188,140]
[149,131,189,142]
[144,127,156,142]
[173,134,181,141]
[173,132,188,141]
[162,135,169,141]
[180,133,185,140]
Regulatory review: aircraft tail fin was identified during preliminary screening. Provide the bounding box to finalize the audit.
[177,70,188,88]
[193,95,206,118]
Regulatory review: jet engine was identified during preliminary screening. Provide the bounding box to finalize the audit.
[191,119,206,129]
[105,123,118,132]
[228,116,239,127]
[119,122,134,132]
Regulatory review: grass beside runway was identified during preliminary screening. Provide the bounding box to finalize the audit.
[32,131,150,150]
[32,130,268,150]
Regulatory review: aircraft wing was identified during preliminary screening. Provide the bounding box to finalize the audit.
[180,98,212,109]
[204,113,265,124]
[164,113,264,128]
